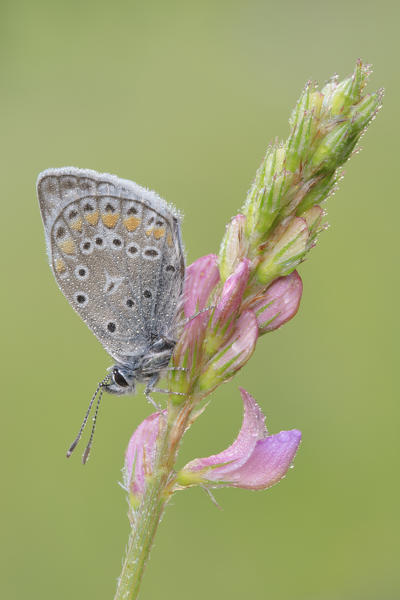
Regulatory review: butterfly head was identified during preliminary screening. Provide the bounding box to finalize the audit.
[105,365,137,395]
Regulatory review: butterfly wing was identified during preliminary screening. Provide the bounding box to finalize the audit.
[37,167,185,363]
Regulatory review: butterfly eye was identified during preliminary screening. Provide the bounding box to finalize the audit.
[113,368,129,388]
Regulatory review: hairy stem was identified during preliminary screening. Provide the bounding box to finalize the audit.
[114,400,194,600]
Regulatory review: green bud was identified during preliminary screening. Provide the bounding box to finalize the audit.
[308,91,324,120]
[349,90,383,133]
[219,214,247,282]
[239,60,381,268]
[331,60,362,115]
[289,81,312,129]
[286,82,322,173]
[322,60,371,117]
[321,74,338,107]
[310,121,354,173]
[256,217,309,285]
[244,143,287,239]
[286,110,314,173]
[295,173,336,215]
[302,205,324,246]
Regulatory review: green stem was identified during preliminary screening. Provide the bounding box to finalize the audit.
[114,400,194,600]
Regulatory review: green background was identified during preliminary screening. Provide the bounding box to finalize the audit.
[1,1,398,599]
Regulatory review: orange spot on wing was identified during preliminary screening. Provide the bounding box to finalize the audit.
[85,211,99,226]
[102,213,120,228]
[145,228,153,237]
[60,239,76,255]
[70,218,83,232]
[153,227,165,239]
[55,259,66,273]
[124,216,141,231]
[167,233,173,247]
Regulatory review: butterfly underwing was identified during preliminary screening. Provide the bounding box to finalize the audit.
[37,167,185,460]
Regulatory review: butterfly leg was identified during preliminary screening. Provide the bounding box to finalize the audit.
[144,387,162,411]
[151,387,186,398]
[184,305,215,325]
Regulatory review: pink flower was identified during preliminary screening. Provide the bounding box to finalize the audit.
[251,271,303,334]
[198,311,258,392]
[124,411,165,499]
[178,388,301,490]
[184,254,220,319]
[211,258,250,337]
[173,254,220,376]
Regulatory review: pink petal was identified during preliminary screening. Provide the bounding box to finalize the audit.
[226,429,302,489]
[212,259,250,331]
[185,388,267,475]
[211,310,258,375]
[184,254,220,319]
[252,271,303,334]
[124,411,165,497]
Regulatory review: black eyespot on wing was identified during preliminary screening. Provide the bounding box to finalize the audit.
[69,209,78,219]
[127,243,138,255]
[113,238,122,247]
[95,237,103,246]
[107,322,116,333]
[83,241,91,250]
[56,226,65,238]
[127,206,137,215]
[105,203,115,212]
[143,290,152,298]
[144,248,159,258]
[126,299,134,308]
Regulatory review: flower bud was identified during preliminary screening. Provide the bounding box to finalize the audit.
[244,144,289,241]
[309,121,355,174]
[124,412,165,507]
[349,90,384,133]
[286,82,320,173]
[171,254,220,395]
[205,259,250,355]
[197,311,258,393]
[256,217,308,285]
[251,271,303,334]
[219,214,247,282]
[329,59,369,116]
[183,254,220,320]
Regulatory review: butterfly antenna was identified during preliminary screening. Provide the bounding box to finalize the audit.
[66,375,110,459]
[81,378,108,465]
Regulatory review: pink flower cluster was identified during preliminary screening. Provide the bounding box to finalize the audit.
[124,231,303,498]
[171,246,302,394]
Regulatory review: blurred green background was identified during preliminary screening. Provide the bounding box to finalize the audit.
[1,1,398,599]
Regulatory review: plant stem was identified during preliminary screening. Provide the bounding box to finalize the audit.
[114,400,194,600]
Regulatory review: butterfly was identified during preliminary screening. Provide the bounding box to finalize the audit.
[37,167,185,461]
